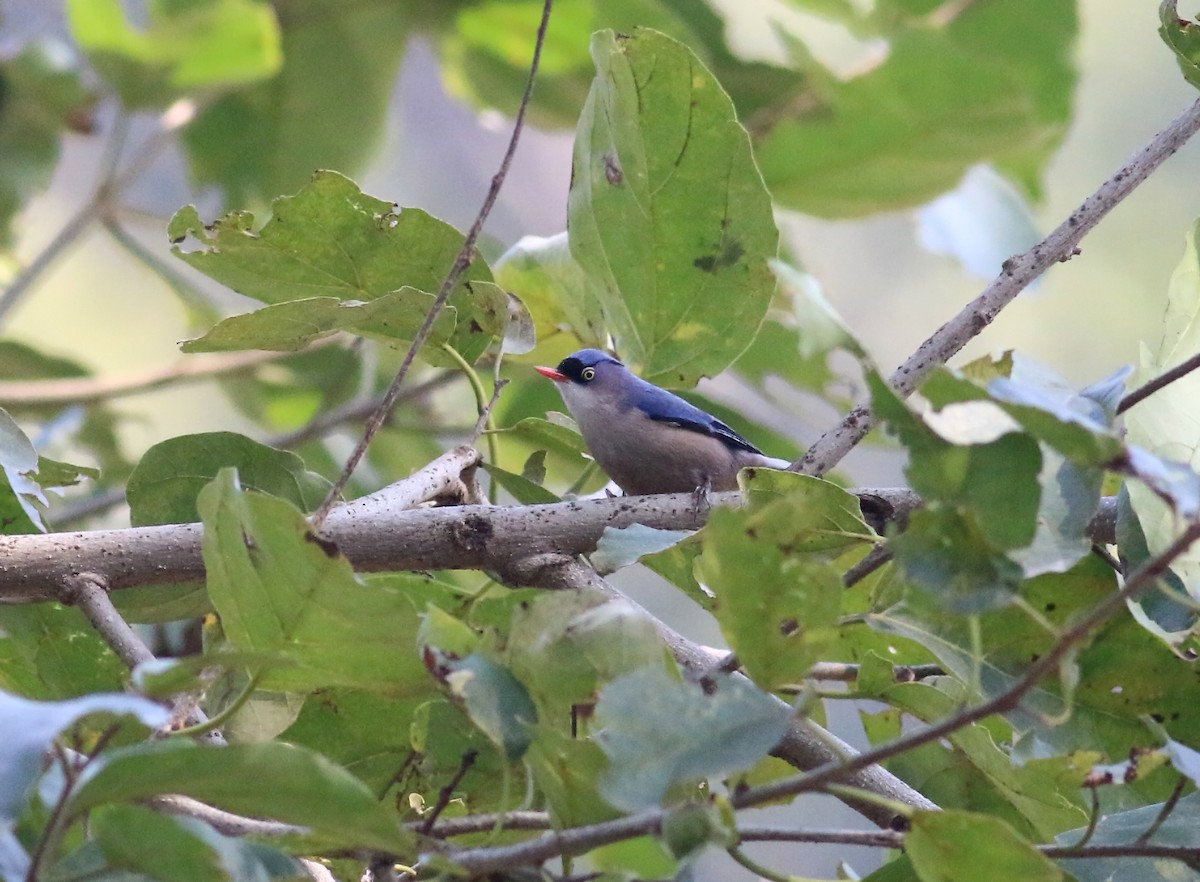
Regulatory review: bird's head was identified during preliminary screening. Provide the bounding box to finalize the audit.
[535,349,629,409]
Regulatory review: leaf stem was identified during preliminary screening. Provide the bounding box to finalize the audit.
[170,670,265,739]
[440,343,504,502]
[727,845,792,882]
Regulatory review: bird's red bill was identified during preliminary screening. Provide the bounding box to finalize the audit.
[535,365,567,382]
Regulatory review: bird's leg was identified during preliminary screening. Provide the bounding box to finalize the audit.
[692,474,712,511]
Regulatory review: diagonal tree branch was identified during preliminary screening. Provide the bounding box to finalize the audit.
[795,95,1200,478]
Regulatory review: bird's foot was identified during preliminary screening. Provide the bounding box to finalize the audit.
[691,476,712,512]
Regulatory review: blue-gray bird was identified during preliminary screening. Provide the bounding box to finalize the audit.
[536,349,790,495]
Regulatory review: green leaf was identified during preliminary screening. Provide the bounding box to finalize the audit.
[198,469,457,692]
[183,2,408,204]
[0,343,129,480]
[181,290,457,354]
[441,654,538,761]
[0,41,90,247]
[593,666,792,810]
[642,531,712,612]
[502,416,590,458]
[872,370,1044,550]
[67,740,412,854]
[66,0,281,109]
[660,801,735,859]
[493,233,606,356]
[92,804,303,882]
[467,281,537,356]
[439,0,594,128]
[770,258,867,359]
[1127,221,1200,598]
[1055,791,1200,882]
[480,462,561,504]
[1117,490,1199,650]
[497,415,610,495]
[1161,1,1200,90]
[590,524,694,575]
[170,171,497,364]
[756,0,1076,215]
[0,407,46,533]
[889,507,1026,613]
[508,592,666,725]
[127,432,330,526]
[981,359,1125,465]
[406,698,509,814]
[0,689,168,823]
[279,688,500,808]
[569,28,779,385]
[700,472,863,689]
[861,678,1088,840]
[526,727,618,828]
[1008,450,1102,578]
[870,555,1200,804]
[0,605,128,699]
[906,810,1062,882]
[590,835,679,881]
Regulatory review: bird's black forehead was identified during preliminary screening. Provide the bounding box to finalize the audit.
[556,349,622,380]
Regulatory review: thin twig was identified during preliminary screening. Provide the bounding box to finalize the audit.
[0,348,318,405]
[0,101,194,326]
[311,0,555,528]
[737,826,902,847]
[1044,843,1200,861]
[47,372,459,527]
[420,811,552,839]
[806,662,944,683]
[419,750,479,835]
[151,795,304,838]
[1065,786,1102,849]
[1134,774,1188,844]
[59,572,219,738]
[470,378,508,446]
[26,722,121,882]
[727,845,790,882]
[843,544,893,587]
[1117,350,1200,414]
[795,95,1200,478]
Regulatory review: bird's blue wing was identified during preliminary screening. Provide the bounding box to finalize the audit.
[628,380,764,456]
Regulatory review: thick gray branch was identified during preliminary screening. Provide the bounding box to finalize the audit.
[0,488,717,601]
[0,486,1117,602]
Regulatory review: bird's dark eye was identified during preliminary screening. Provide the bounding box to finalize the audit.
[581,367,596,381]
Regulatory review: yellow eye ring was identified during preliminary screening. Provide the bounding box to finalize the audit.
[581,367,596,381]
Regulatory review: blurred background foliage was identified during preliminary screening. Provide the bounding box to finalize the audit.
[4,0,1197,507]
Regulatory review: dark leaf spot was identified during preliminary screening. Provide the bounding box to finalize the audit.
[603,152,623,185]
[693,238,745,273]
